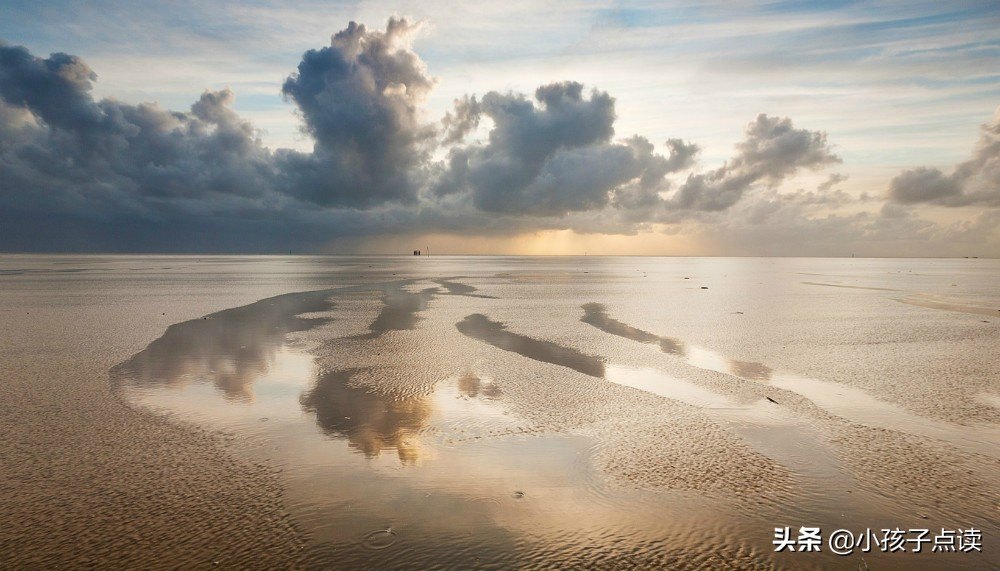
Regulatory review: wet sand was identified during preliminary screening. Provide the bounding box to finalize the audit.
[0,256,335,569]
[2,255,999,569]
[0,314,308,568]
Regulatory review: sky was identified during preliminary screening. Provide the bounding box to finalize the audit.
[0,0,998,255]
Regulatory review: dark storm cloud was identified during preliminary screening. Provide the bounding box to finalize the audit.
[0,19,437,219]
[668,114,841,211]
[0,46,101,133]
[888,111,1000,207]
[610,137,700,210]
[0,40,277,220]
[279,18,436,207]
[5,20,982,254]
[431,81,698,216]
[0,20,444,252]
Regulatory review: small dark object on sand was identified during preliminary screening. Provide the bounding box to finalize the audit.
[766,396,779,404]
[700,286,708,290]
[513,491,525,499]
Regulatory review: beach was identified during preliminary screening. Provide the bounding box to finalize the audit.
[1,255,998,569]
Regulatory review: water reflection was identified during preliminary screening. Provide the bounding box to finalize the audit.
[685,346,774,383]
[896,293,1000,317]
[434,279,498,299]
[582,303,772,381]
[300,369,432,463]
[604,364,735,408]
[99,259,1000,570]
[801,281,902,292]
[356,283,437,339]
[456,313,606,378]
[357,278,497,340]
[111,290,333,400]
[729,359,773,381]
[580,302,685,356]
[456,372,502,399]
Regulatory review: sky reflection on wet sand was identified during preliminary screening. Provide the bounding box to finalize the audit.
[110,257,1000,570]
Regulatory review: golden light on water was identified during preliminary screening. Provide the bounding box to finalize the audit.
[335,228,702,256]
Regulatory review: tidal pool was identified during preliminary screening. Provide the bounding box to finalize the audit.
[110,257,1000,570]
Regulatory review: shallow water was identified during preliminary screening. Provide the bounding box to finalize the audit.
[7,255,996,569]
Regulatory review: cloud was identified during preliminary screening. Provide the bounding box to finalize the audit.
[674,190,1000,257]
[0,46,102,134]
[440,94,481,145]
[888,167,963,205]
[279,18,437,208]
[0,20,995,256]
[0,19,439,225]
[610,137,700,210]
[778,188,860,207]
[889,110,1000,207]
[667,114,841,211]
[430,81,698,216]
[0,41,277,222]
[817,173,847,192]
[776,174,870,208]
